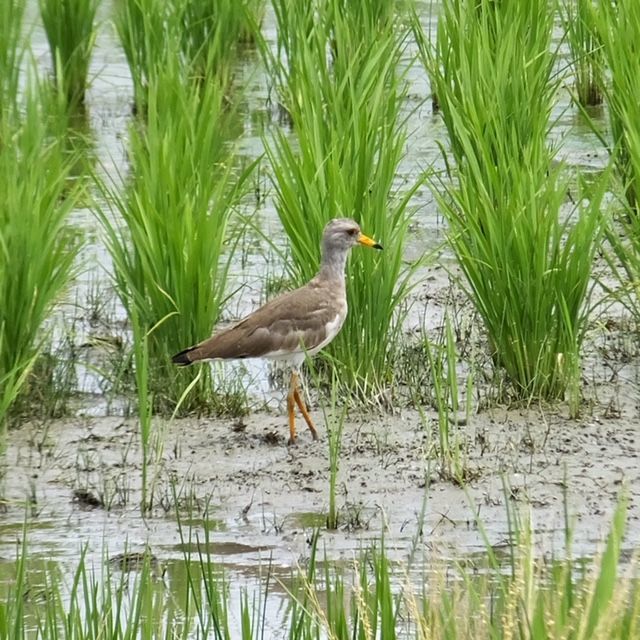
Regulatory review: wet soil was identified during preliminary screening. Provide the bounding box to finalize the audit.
[2,377,638,569]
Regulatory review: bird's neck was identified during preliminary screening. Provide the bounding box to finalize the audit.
[318,247,348,283]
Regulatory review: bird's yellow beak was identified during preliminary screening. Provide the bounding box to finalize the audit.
[357,232,383,250]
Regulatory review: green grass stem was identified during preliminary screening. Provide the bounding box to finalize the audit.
[0,0,25,118]
[39,0,99,109]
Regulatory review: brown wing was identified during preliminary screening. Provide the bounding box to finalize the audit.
[172,280,345,365]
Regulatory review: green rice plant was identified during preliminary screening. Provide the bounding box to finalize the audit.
[415,496,633,639]
[603,203,640,324]
[39,0,100,109]
[265,0,421,398]
[310,365,347,530]
[592,0,640,216]
[416,0,604,402]
[115,0,264,112]
[584,1,640,324]
[114,0,175,113]
[421,315,470,483]
[95,59,256,415]
[0,88,81,437]
[560,0,604,107]
[7,325,78,423]
[0,0,26,118]
[327,0,396,53]
[177,0,265,84]
[239,0,267,44]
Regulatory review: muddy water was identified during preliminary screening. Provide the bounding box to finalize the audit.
[2,1,637,635]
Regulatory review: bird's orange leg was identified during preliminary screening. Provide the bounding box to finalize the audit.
[292,372,318,440]
[287,373,298,445]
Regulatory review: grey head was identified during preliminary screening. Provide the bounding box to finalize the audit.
[318,218,383,281]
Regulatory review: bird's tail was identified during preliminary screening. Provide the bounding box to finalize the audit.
[171,347,196,366]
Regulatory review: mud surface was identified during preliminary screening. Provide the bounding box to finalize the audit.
[2,387,638,569]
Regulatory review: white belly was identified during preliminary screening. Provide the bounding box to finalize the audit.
[307,312,345,356]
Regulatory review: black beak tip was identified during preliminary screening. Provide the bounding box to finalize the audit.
[373,243,383,250]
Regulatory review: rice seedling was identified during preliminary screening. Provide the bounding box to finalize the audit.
[560,0,604,107]
[176,510,231,637]
[415,495,633,639]
[115,0,264,112]
[130,307,153,514]
[113,0,174,113]
[8,543,172,638]
[239,0,267,45]
[39,0,100,109]
[7,325,78,423]
[603,205,640,324]
[0,0,25,117]
[309,366,347,530]
[421,316,470,483]
[587,1,640,325]
[592,0,640,216]
[95,58,256,414]
[572,1,640,322]
[416,0,604,402]
[177,0,265,84]
[265,0,422,398]
[0,88,81,437]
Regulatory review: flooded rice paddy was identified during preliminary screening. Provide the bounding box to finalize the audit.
[1,0,639,636]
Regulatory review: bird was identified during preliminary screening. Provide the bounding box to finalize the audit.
[172,218,383,444]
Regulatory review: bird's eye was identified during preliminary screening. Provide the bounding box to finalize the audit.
[348,228,358,236]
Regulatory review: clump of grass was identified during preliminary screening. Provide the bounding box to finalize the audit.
[560,0,604,107]
[421,315,471,483]
[115,0,264,113]
[417,0,604,402]
[239,0,266,44]
[0,89,81,436]
[415,496,633,639]
[583,1,640,324]
[0,0,26,117]
[114,0,173,114]
[39,0,100,109]
[95,59,256,414]
[7,325,78,423]
[603,208,640,325]
[592,0,640,218]
[177,0,265,84]
[265,0,421,398]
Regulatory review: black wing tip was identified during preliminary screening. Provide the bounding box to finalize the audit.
[172,348,194,366]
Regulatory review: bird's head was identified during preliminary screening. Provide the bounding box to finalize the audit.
[322,218,383,254]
